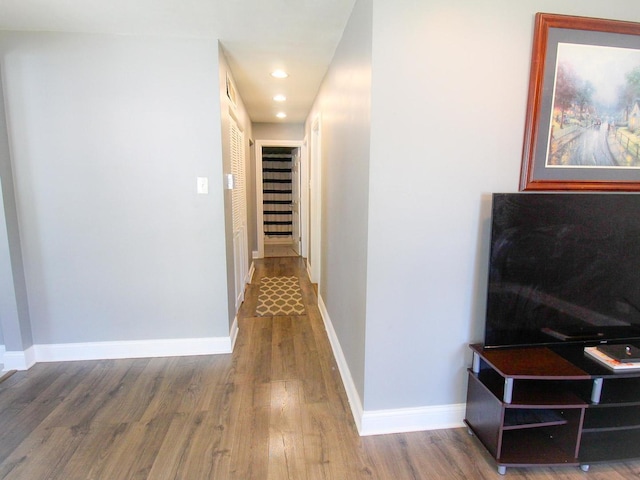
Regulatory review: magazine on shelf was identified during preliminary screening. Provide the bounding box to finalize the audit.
[584,346,640,371]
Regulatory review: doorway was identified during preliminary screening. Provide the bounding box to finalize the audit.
[255,140,305,259]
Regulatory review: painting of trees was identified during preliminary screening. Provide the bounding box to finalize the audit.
[554,62,578,128]
[547,43,640,167]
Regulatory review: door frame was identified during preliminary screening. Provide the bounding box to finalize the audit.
[255,139,306,259]
[308,116,322,285]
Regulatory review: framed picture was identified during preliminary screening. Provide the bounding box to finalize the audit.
[520,13,640,191]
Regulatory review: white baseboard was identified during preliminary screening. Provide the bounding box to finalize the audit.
[317,294,365,432]
[360,404,466,436]
[306,262,313,284]
[4,345,36,371]
[4,336,234,370]
[317,294,465,436]
[230,316,239,351]
[246,261,256,284]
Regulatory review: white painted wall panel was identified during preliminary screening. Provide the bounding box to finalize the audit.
[0,32,229,344]
[365,0,640,410]
[306,0,372,405]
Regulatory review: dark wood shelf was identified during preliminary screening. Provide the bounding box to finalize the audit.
[598,377,640,405]
[263,210,292,215]
[470,344,590,379]
[263,178,292,184]
[503,409,567,430]
[263,189,292,194]
[472,369,586,407]
[508,381,587,408]
[580,429,640,463]
[500,427,579,466]
[466,344,640,473]
[264,221,293,226]
[583,405,640,431]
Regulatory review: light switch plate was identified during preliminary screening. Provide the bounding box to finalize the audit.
[197,177,209,194]
[226,173,235,190]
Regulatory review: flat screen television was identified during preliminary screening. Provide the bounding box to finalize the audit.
[484,193,640,349]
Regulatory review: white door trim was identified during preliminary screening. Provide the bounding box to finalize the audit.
[308,116,322,285]
[255,139,305,259]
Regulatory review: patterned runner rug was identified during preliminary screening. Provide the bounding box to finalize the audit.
[255,276,306,316]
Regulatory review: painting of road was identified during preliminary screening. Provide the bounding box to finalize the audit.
[547,43,640,168]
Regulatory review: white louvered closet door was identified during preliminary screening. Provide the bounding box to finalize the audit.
[230,118,248,312]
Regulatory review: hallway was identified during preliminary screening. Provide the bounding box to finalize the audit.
[264,243,299,257]
[0,257,639,478]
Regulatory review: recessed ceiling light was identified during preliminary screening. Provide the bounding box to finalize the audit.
[271,69,289,79]
[276,112,287,119]
[273,94,287,102]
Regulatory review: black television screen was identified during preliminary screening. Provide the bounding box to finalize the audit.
[484,193,640,349]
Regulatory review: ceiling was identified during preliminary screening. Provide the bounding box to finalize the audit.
[0,0,357,123]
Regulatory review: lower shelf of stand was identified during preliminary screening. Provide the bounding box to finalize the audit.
[503,409,567,430]
[498,424,579,466]
[580,429,640,463]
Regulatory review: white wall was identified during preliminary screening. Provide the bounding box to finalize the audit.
[0,32,230,350]
[253,123,305,141]
[364,0,640,412]
[306,0,372,407]
[308,0,640,433]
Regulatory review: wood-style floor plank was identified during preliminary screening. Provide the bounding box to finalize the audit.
[267,380,306,480]
[2,256,640,479]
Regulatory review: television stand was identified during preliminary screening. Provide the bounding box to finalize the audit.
[465,343,640,474]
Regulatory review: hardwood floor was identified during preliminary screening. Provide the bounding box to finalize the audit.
[1,256,640,479]
[264,243,298,257]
